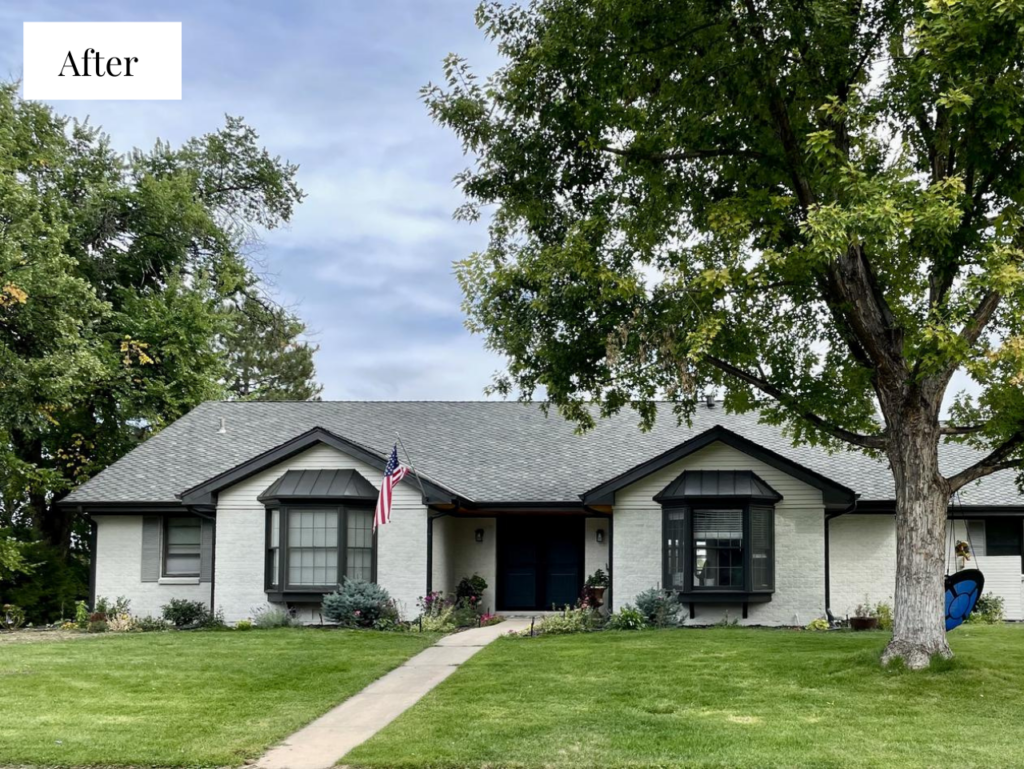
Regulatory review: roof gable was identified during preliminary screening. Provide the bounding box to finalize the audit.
[580,425,856,508]
[178,426,457,506]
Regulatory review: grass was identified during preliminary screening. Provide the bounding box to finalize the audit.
[0,627,438,767]
[345,624,1024,768]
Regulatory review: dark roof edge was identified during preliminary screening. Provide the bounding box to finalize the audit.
[580,425,857,506]
[177,426,460,506]
[852,500,1024,516]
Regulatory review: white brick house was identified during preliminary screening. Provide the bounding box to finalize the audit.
[64,401,1024,624]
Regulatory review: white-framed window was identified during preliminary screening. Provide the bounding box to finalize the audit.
[163,516,202,577]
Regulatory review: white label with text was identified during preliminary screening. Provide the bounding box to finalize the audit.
[23,22,181,100]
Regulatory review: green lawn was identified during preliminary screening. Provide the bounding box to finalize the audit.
[0,628,437,767]
[345,625,1024,768]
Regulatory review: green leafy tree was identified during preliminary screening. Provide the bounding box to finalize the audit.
[425,0,1024,667]
[222,293,323,401]
[0,83,304,564]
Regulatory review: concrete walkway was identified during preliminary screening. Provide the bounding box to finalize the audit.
[255,618,531,769]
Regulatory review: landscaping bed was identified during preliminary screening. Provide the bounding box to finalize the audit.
[345,624,1024,768]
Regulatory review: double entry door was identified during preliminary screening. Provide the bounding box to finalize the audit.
[498,516,584,611]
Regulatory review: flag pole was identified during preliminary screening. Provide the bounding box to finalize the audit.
[395,431,428,501]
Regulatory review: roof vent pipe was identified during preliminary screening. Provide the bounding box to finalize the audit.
[217,417,227,434]
[705,392,715,408]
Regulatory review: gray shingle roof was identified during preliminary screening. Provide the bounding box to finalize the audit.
[64,400,1023,507]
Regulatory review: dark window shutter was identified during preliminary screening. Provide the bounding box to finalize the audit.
[200,518,215,583]
[141,516,162,582]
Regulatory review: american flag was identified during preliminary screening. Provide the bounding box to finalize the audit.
[375,444,409,529]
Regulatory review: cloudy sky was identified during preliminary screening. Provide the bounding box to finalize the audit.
[0,1,506,400]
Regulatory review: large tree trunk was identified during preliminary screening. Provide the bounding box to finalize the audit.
[881,419,952,669]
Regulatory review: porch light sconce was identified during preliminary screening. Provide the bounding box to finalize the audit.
[596,529,605,544]
[475,528,484,543]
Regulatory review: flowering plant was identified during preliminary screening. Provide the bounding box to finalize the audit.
[955,540,972,561]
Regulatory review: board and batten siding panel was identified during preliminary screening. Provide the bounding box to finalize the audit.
[612,440,826,625]
[93,515,211,618]
[214,442,428,622]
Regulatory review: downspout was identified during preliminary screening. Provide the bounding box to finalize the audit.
[824,499,858,613]
[190,508,216,614]
[426,506,455,596]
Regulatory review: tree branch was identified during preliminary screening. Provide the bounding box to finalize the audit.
[947,431,1024,491]
[939,424,987,436]
[704,354,887,449]
[600,145,762,162]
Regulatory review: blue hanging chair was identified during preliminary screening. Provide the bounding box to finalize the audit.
[945,569,984,632]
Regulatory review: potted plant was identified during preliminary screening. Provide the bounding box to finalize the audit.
[584,569,610,609]
[849,601,879,631]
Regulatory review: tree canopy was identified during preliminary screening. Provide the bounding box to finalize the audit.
[426,0,1024,666]
[222,293,322,402]
[0,83,310,557]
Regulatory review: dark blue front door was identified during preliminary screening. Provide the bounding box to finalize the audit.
[498,517,584,610]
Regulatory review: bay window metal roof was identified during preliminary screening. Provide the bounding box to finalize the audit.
[257,468,378,503]
[654,470,783,503]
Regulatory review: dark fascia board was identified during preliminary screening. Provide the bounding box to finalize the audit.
[458,500,588,510]
[853,500,1024,517]
[66,501,194,515]
[259,495,378,506]
[580,425,857,506]
[178,426,459,506]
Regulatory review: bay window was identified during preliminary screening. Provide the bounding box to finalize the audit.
[265,505,375,596]
[663,503,775,596]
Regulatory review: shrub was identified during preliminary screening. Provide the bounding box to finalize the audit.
[455,574,488,605]
[607,605,647,630]
[635,588,683,627]
[322,579,399,628]
[418,603,457,632]
[252,605,293,628]
[805,618,830,631]
[451,598,481,628]
[134,615,170,632]
[87,620,108,633]
[194,608,226,629]
[875,602,893,631]
[417,591,447,616]
[235,619,254,631]
[481,612,503,626]
[96,596,130,617]
[74,600,89,629]
[537,605,598,635]
[107,613,139,633]
[161,599,210,627]
[2,603,25,631]
[968,593,1005,625]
